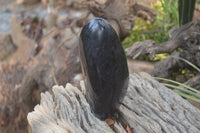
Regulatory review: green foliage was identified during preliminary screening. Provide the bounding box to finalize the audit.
[158,0,179,31]
[178,0,196,26]
[122,18,169,48]
[123,0,178,46]
[122,0,200,103]
[122,0,178,61]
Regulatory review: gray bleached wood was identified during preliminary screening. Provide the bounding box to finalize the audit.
[27,72,200,133]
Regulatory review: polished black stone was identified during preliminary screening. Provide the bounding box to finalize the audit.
[79,18,129,120]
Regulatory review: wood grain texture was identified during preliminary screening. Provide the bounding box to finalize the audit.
[27,73,200,133]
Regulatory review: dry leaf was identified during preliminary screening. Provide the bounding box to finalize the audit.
[126,124,132,133]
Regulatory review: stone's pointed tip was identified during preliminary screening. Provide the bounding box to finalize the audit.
[85,17,107,28]
[80,17,118,45]
[80,17,111,36]
[88,17,107,24]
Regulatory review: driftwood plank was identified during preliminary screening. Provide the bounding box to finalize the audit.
[27,72,200,133]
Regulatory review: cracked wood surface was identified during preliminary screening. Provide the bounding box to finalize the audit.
[27,72,200,133]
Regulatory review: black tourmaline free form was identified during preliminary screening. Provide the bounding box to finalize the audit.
[79,18,129,120]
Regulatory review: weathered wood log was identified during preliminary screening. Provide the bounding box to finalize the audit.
[27,72,200,133]
[183,74,200,91]
[126,21,200,81]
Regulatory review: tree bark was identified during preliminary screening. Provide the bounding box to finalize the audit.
[27,72,200,133]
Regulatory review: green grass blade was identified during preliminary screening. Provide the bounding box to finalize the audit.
[174,90,200,103]
[163,83,200,99]
[152,77,200,94]
[172,56,200,72]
